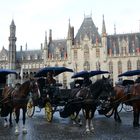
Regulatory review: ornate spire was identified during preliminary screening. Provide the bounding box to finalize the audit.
[102,15,107,36]
[44,31,47,49]
[67,18,71,39]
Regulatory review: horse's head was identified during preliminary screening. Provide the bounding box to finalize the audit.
[96,75,114,104]
[102,75,113,93]
[29,78,41,99]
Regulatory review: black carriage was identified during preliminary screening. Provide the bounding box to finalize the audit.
[0,69,17,114]
[26,66,73,122]
[69,70,114,117]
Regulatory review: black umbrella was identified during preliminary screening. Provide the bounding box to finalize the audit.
[34,66,73,77]
[71,71,90,78]
[118,70,140,77]
[89,70,109,77]
[0,69,17,77]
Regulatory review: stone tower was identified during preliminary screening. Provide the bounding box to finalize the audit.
[8,19,17,85]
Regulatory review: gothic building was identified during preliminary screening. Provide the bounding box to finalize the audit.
[0,15,140,87]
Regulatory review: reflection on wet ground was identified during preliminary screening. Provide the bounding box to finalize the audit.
[0,108,140,140]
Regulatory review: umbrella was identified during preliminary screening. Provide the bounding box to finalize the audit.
[0,69,17,77]
[118,70,140,77]
[89,70,109,77]
[71,71,90,78]
[34,66,73,77]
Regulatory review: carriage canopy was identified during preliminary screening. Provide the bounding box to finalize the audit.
[34,66,73,77]
[0,69,17,77]
[71,70,109,78]
[118,70,140,77]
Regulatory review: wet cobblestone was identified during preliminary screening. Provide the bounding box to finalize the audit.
[0,110,140,140]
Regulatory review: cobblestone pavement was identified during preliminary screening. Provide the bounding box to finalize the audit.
[0,109,140,140]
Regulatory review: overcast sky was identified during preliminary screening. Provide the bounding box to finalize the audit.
[0,0,140,51]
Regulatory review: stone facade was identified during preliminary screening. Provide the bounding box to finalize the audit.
[0,15,140,87]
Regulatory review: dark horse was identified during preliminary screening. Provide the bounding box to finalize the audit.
[1,78,40,135]
[60,75,113,133]
[113,81,140,127]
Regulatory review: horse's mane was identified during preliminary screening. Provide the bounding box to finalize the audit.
[18,80,30,91]
[89,79,105,99]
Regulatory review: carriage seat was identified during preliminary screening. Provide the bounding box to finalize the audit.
[122,80,134,86]
[122,80,134,94]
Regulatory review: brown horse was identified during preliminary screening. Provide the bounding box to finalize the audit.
[60,76,113,133]
[112,81,140,127]
[1,78,40,135]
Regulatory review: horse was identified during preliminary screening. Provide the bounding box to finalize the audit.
[1,83,21,127]
[1,78,40,135]
[112,80,140,127]
[60,75,113,133]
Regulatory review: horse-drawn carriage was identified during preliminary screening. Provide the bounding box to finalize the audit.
[26,66,74,122]
[0,69,17,114]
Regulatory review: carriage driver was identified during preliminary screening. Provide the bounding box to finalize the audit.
[45,72,56,99]
[81,76,92,88]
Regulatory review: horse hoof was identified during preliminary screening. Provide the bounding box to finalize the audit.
[84,129,90,134]
[90,128,95,133]
[15,130,20,135]
[10,123,13,127]
[4,123,8,128]
[22,128,27,134]
[133,124,139,128]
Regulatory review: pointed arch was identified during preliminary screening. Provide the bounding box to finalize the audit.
[127,60,132,71]
[137,60,140,70]
[118,61,122,75]
[109,61,113,74]
[84,44,89,61]
[83,61,90,71]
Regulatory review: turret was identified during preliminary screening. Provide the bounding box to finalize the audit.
[43,31,48,63]
[67,19,73,63]
[8,19,17,86]
[101,15,107,61]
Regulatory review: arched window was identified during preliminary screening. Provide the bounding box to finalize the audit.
[127,60,131,71]
[83,61,90,71]
[84,44,89,61]
[96,61,100,70]
[137,60,140,70]
[109,61,113,74]
[118,61,122,75]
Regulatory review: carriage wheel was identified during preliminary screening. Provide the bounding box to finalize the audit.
[104,108,114,118]
[26,98,35,117]
[123,104,133,112]
[45,101,53,122]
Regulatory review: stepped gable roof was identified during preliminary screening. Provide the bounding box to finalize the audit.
[75,16,101,44]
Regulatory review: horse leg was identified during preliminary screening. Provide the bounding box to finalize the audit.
[84,109,90,133]
[4,118,8,127]
[133,111,140,128]
[89,109,95,133]
[9,111,13,127]
[14,109,20,135]
[114,106,121,123]
[85,119,90,133]
[22,107,27,134]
